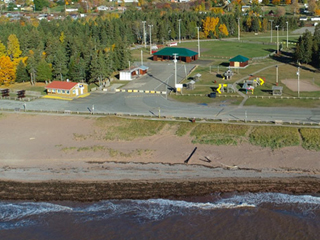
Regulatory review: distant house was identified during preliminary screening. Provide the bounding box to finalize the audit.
[45,81,88,97]
[119,66,149,81]
[229,55,249,68]
[152,47,198,63]
[97,6,109,11]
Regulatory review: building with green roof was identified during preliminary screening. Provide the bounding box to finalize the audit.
[153,47,198,63]
[229,55,249,68]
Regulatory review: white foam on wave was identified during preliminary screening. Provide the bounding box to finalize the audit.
[217,193,320,207]
[0,202,72,222]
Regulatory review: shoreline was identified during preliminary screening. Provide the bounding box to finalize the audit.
[1,114,320,201]
[1,176,319,202]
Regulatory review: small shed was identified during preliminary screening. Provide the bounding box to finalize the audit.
[153,47,198,63]
[272,86,283,96]
[46,81,88,97]
[229,55,249,68]
[223,69,233,80]
[119,65,149,81]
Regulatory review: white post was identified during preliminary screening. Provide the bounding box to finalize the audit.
[276,25,279,54]
[237,18,240,41]
[142,21,146,48]
[286,21,289,49]
[297,67,300,98]
[141,50,143,66]
[178,19,181,43]
[173,53,178,90]
[269,20,273,43]
[196,27,200,58]
[148,24,153,55]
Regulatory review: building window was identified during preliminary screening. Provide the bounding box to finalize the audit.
[62,90,65,94]
[66,90,70,94]
[57,90,61,93]
[52,89,55,93]
[47,89,51,93]
[73,90,75,94]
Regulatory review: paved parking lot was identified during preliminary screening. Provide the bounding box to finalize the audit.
[121,62,196,92]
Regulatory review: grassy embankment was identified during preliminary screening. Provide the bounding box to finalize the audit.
[66,117,320,151]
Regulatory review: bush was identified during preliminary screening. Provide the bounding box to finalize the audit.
[300,128,320,151]
[249,126,300,149]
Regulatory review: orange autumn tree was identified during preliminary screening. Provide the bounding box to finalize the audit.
[202,16,219,38]
[219,24,229,37]
[0,56,16,86]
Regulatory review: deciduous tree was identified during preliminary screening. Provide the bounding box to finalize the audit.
[7,34,22,60]
[0,56,16,86]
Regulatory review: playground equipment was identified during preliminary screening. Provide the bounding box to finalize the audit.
[241,76,265,94]
[217,84,235,94]
[248,76,265,86]
[223,69,234,80]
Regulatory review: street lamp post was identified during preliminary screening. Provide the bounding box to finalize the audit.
[297,67,300,98]
[276,25,279,54]
[148,24,153,55]
[178,19,181,43]
[237,17,240,41]
[286,21,289,49]
[269,20,274,43]
[142,21,146,48]
[196,27,200,58]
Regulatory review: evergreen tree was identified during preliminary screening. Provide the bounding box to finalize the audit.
[15,60,29,83]
[52,46,68,80]
[36,59,52,82]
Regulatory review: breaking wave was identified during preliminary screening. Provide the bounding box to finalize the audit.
[1,193,319,229]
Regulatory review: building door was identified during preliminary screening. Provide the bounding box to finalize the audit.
[234,62,239,67]
[80,87,83,95]
[75,89,79,96]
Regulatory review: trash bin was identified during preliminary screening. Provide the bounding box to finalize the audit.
[209,92,216,98]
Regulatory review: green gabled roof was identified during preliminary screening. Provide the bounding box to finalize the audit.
[153,47,198,57]
[229,55,249,62]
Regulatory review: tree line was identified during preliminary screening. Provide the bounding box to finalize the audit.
[0,7,300,86]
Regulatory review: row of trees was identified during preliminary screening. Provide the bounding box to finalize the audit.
[294,25,320,67]
[0,7,301,86]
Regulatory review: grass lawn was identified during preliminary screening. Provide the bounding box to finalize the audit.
[179,41,277,59]
[6,82,47,95]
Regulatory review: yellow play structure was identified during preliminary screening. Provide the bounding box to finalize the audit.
[216,84,235,94]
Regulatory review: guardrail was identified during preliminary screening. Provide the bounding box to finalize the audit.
[1,108,320,127]
[115,89,167,94]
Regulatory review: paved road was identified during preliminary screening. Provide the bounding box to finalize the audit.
[1,93,320,124]
[122,62,196,92]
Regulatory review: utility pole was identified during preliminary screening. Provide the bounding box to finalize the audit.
[148,24,153,55]
[178,19,181,43]
[297,67,300,98]
[196,27,200,58]
[141,50,143,66]
[173,53,178,90]
[276,65,278,85]
[142,21,146,48]
[276,25,279,54]
[286,21,289,49]
[237,17,240,41]
[269,20,274,43]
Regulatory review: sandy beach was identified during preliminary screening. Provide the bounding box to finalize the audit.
[0,113,319,201]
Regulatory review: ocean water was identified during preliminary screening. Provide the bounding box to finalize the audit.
[0,192,320,240]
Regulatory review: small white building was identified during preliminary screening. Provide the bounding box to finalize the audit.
[119,66,148,81]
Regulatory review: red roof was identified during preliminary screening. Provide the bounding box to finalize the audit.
[45,81,78,90]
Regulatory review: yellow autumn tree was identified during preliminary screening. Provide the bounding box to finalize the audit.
[0,40,6,58]
[0,56,16,86]
[285,0,291,4]
[59,32,65,43]
[7,34,22,60]
[219,24,229,37]
[202,16,220,38]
